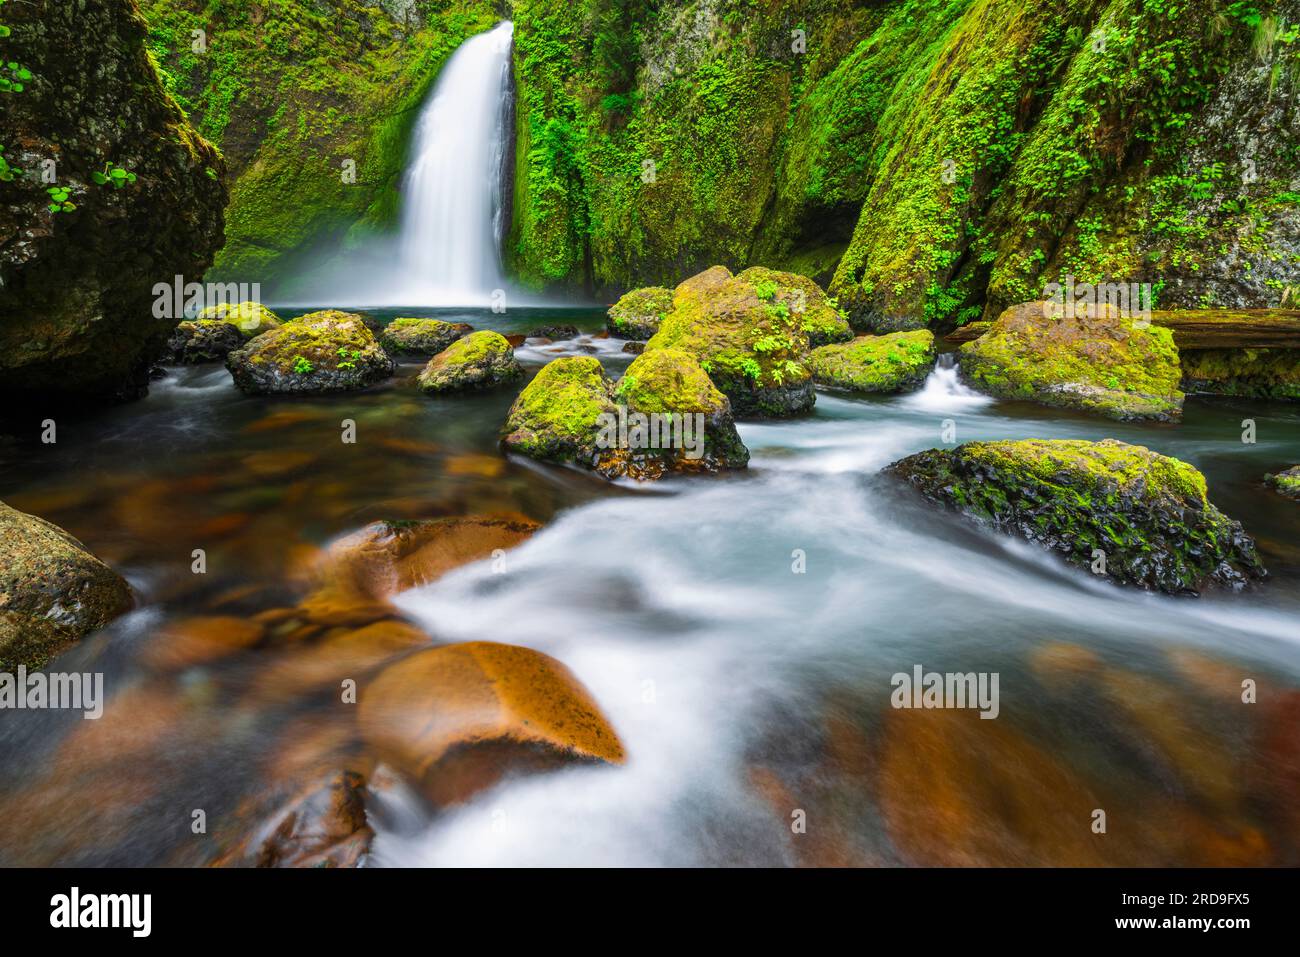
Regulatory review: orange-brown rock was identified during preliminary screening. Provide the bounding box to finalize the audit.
[250,619,430,699]
[359,641,624,805]
[143,615,265,669]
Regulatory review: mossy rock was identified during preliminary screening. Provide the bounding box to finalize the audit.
[526,324,580,341]
[959,302,1184,421]
[0,501,134,672]
[609,349,750,479]
[646,266,815,418]
[501,357,619,467]
[379,317,473,357]
[226,310,394,395]
[736,266,852,348]
[1265,466,1300,500]
[167,319,246,364]
[806,331,937,394]
[198,301,282,337]
[607,286,674,339]
[887,439,1265,596]
[1180,348,1300,400]
[417,331,523,394]
[359,641,625,806]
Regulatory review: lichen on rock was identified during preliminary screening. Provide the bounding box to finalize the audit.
[226,310,394,394]
[379,317,473,357]
[0,502,134,672]
[959,302,1184,421]
[887,439,1266,596]
[805,330,936,394]
[416,331,523,394]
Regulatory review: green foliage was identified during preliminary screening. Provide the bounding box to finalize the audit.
[291,355,314,375]
[91,161,137,189]
[0,144,18,182]
[45,185,75,213]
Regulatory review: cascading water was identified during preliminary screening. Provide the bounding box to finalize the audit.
[389,21,515,305]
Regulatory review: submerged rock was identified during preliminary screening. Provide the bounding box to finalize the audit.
[607,286,673,339]
[417,331,522,394]
[226,310,394,395]
[646,266,815,417]
[359,641,625,805]
[197,301,282,338]
[167,319,246,364]
[379,317,472,357]
[887,439,1265,595]
[959,301,1184,420]
[526,324,580,340]
[0,502,134,671]
[805,330,936,393]
[0,0,226,402]
[216,770,373,868]
[1266,466,1300,500]
[501,353,749,480]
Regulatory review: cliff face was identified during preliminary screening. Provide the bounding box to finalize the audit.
[138,0,499,289]
[507,0,1300,326]
[0,0,227,401]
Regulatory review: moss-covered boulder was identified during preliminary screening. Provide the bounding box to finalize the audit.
[359,641,625,805]
[737,266,852,348]
[501,357,619,467]
[226,310,394,395]
[416,331,522,394]
[0,0,226,402]
[888,439,1265,596]
[646,266,815,418]
[197,301,282,337]
[1180,349,1300,400]
[501,353,749,480]
[607,286,674,339]
[379,318,472,357]
[609,349,749,479]
[527,324,580,341]
[167,319,246,364]
[806,331,936,394]
[959,302,1184,421]
[1266,466,1300,500]
[0,502,134,672]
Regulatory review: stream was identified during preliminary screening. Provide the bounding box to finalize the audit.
[0,305,1297,866]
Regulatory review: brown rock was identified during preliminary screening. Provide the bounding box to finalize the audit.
[143,616,265,669]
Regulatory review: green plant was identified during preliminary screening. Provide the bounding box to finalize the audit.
[0,144,19,182]
[0,60,31,93]
[336,346,361,370]
[291,355,314,375]
[92,161,138,189]
[46,185,75,213]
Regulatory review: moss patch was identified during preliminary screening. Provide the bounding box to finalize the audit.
[417,331,522,393]
[806,330,936,393]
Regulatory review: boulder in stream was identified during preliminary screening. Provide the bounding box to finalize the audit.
[197,301,282,337]
[887,439,1266,595]
[226,310,394,394]
[805,330,937,393]
[607,286,673,339]
[379,317,472,357]
[1266,466,1300,500]
[167,319,247,364]
[0,501,134,671]
[417,331,523,394]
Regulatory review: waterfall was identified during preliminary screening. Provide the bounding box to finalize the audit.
[391,21,515,305]
[900,352,993,412]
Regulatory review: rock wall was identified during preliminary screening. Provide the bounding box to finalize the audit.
[0,0,227,402]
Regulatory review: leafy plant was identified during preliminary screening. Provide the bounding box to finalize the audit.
[291,355,314,375]
[46,185,75,213]
[336,346,361,371]
[0,61,31,93]
[92,161,138,189]
[0,144,19,182]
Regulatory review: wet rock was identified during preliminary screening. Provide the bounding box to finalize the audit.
[805,330,936,393]
[359,641,625,805]
[959,301,1184,420]
[216,770,374,868]
[526,324,579,340]
[622,341,646,355]
[417,331,523,394]
[143,616,265,670]
[501,352,749,480]
[378,317,472,357]
[316,516,540,603]
[0,502,134,671]
[0,0,226,402]
[1266,465,1300,499]
[887,439,1266,595]
[197,301,282,337]
[251,619,430,699]
[1180,348,1300,400]
[226,310,394,394]
[607,286,673,339]
[167,320,246,363]
[645,265,817,417]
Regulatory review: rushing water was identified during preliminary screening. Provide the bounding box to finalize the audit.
[0,310,1297,866]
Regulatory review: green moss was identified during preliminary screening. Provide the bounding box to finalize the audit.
[615,348,728,413]
[197,299,281,336]
[1180,347,1300,399]
[1266,465,1300,499]
[959,302,1184,419]
[418,331,521,393]
[805,330,936,392]
[501,356,616,458]
[379,317,471,355]
[607,285,673,338]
